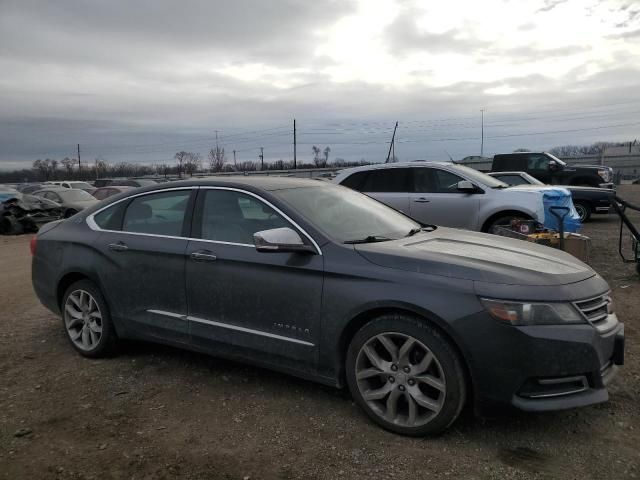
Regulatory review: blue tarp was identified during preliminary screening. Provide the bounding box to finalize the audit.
[542,188,582,233]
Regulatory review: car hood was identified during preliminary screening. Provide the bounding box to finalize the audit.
[354,227,594,286]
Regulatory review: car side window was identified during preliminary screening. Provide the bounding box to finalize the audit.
[340,171,368,191]
[122,190,191,236]
[93,202,127,230]
[431,169,464,193]
[197,190,290,245]
[360,168,410,193]
[527,154,549,170]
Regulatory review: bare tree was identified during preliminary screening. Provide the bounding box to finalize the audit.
[312,146,322,167]
[61,157,74,177]
[174,151,189,178]
[184,152,202,176]
[323,146,331,165]
[50,159,59,179]
[208,146,225,172]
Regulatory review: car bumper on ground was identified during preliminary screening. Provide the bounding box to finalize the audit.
[455,311,624,414]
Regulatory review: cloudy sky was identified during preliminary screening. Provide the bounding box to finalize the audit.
[1,0,639,169]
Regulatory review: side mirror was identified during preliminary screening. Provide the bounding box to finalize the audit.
[253,227,316,254]
[548,160,561,171]
[456,180,477,193]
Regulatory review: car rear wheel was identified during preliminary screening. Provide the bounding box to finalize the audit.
[574,202,591,222]
[62,280,118,357]
[346,314,466,436]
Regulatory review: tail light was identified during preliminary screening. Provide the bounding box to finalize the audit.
[30,236,37,256]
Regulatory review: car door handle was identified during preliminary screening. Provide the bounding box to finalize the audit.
[190,251,217,262]
[413,198,431,203]
[108,242,128,252]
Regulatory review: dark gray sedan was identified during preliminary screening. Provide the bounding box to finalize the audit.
[31,177,624,435]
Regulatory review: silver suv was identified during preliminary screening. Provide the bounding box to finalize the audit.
[334,161,552,232]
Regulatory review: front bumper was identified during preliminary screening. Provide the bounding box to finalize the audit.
[454,311,624,413]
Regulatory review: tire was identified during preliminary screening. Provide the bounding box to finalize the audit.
[485,214,528,234]
[346,314,467,436]
[574,202,591,222]
[61,279,118,358]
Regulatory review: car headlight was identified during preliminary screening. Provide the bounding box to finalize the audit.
[480,298,585,326]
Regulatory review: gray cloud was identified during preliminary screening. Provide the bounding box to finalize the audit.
[0,0,639,168]
[385,12,491,55]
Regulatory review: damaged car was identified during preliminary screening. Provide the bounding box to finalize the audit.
[0,191,63,235]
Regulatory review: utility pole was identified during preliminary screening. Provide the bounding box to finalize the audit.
[259,147,264,170]
[480,109,484,157]
[233,149,237,170]
[385,121,398,163]
[77,144,81,176]
[293,118,297,169]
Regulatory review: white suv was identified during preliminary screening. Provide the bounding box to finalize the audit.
[334,161,552,232]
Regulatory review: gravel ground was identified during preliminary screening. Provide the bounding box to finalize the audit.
[1,185,639,480]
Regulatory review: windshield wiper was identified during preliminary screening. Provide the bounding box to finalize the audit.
[344,235,392,244]
[406,227,423,237]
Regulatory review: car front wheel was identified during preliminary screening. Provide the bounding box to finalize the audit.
[62,279,118,357]
[346,314,466,436]
[574,202,591,222]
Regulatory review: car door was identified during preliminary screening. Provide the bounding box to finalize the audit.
[185,188,323,367]
[91,188,195,343]
[409,167,480,230]
[358,168,411,215]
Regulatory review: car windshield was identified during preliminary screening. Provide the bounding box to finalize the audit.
[519,172,545,185]
[134,179,157,186]
[58,189,95,202]
[70,182,93,189]
[449,164,509,188]
[273,185,421,243]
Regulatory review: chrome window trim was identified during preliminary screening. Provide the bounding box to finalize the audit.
[85,185,322,254]
[147,309,314,347]
[86,186,196,232]
[198,186,322,255]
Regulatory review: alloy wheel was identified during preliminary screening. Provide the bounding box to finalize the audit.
[64,289,103,351]
[355,332,446,427]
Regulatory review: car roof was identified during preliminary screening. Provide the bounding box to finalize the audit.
[129,175,329,192]
[336,161,455,176]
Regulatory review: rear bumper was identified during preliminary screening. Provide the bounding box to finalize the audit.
[454,311,624,414]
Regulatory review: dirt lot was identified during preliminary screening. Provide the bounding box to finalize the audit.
[1,186,639,480]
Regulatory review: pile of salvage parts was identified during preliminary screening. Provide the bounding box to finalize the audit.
[0,194,63,235]
[498,191,640,276]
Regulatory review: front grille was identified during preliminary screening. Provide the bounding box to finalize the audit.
[574,294,617,333]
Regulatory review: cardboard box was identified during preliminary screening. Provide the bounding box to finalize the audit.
[562,233,591,263]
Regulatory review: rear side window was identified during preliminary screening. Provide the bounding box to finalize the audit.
[493,154,526,170]
[93,202,126,230]
[340,171,368,191]
[122,190,191,236]
[360,168,410,193]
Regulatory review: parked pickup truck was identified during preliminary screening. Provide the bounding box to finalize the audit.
[487,171,614,222]
[491,152,613,188]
